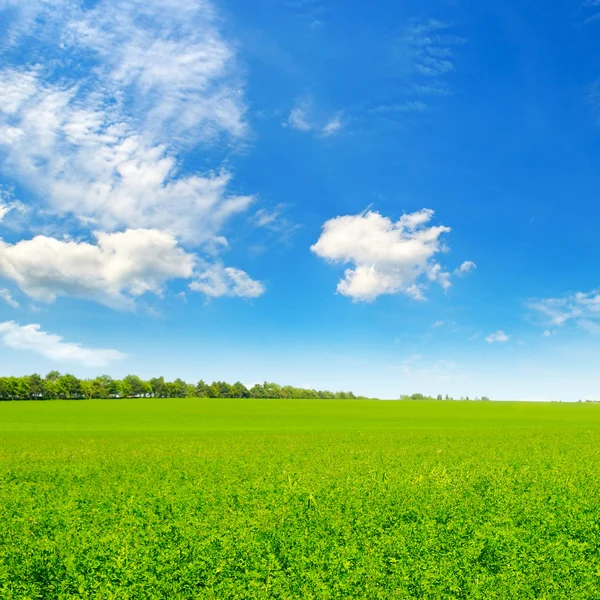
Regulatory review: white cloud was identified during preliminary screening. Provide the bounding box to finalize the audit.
[311,209,456,301]
[0,321,126,366]
[431,320,444,328]
[322,114,343,136]
[0,288,18,308]
[543,329,553,337]
[0,0,264,304]
[0,229,195,309]
[485,330,509,343]
[455,260,476,275]
[285,99,342,136]
[528,290,600,332]
[190,264,265,298]
[287,104,312,131]
[0,0,255,246]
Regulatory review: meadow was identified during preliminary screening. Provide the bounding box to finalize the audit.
[1,398,600,599]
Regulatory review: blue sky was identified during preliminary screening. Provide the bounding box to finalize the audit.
[1,0,600,400]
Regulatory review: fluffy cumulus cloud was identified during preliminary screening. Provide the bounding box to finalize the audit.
[0,229,195,308]
[485,330,509,343]
[190,265,265,299]
[311,209,467,301]
[0,0,264,305]
[528,290,600,333]
[0,321,126,366]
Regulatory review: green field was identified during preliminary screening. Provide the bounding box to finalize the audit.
[1,399,600,599]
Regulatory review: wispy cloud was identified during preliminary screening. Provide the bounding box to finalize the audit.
[0,0,265,306]
[253,204,300,240]
[455,260,476,276]
[190,265,265,299]
[485,330,509,343]
[285,99,343,136]
[366,18,464,124]
[528,290,600,333]
[0,320,126,367]
[0,288,18,308]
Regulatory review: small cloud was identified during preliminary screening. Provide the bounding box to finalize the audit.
[455,260,476,276]
[0,321,126,367]
[190,264,265,299]
[468,332,480,341]
[322,114,343,136]
[543,329,553,337]
[284,99,342,137]
[431,320,444,328]
[485,330,509,343]
[287,104,312,131]
[0,289,19,308]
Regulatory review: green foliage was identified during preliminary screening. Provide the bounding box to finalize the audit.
[1,399,600,598]
[0,372,367,401]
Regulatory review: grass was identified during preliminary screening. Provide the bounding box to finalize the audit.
[1,399,600,598]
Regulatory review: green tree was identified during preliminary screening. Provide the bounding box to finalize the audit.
[149,377,167,398]
[249,383,264,398]
[231,381,250,398]
[195,380,208,397]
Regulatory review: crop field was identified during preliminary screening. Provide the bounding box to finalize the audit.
[1,399,600,599]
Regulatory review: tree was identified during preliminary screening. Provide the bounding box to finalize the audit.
[195,380,209,398]
[56,374,82,399]
[123,374,147,397]
[149,377,167,398]
[27,374,44,400]
[232,381,250,398]
[249,383,265,398]
[436,394,443,401]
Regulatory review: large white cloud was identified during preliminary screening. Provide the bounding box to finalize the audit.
[0,1,253,241]
[0,0,264,305]
[0,320,126,367]
[311,209,460,301]
[0,229,195,308]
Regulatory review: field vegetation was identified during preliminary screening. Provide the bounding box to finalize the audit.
[1,399,600,598]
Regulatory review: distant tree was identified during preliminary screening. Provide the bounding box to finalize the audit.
[217,381,233,398]
[172,378,188,398]
[249,383,265,398]
[149,377,167,398]
[58,374,82,399]
[27,374,44,400]
[481,396,490,401]
[411,393,425,401]
[45,370,61,382]
[207,382,220,398]
[445,394,449,400]
[232,381,250,398]
[195,380,209,398]
[436,394,443,401]
[123,374,147,397]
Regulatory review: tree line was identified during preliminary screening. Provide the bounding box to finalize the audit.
[400,393,491,401]
[0,371,371,401]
